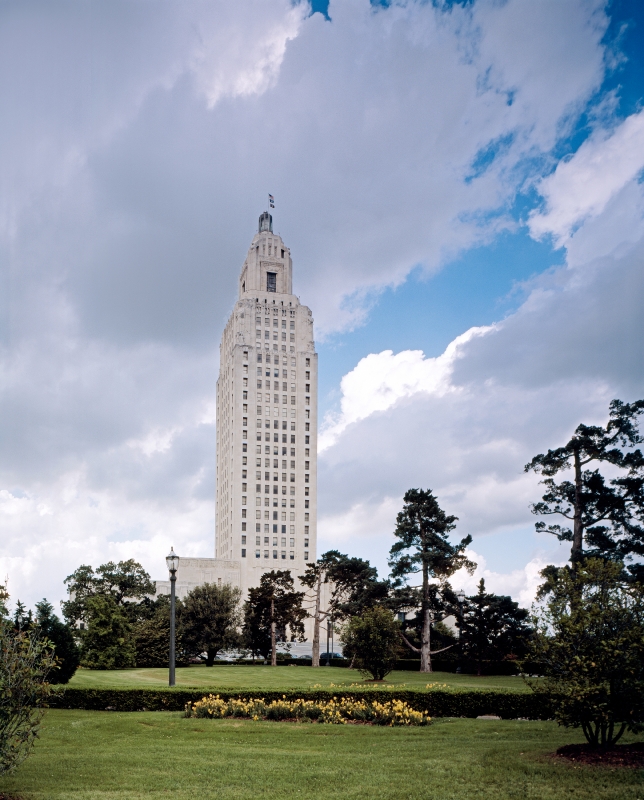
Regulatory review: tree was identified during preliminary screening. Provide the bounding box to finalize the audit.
[300,551,389,667]
[34,600,80,684]
[391,581,457,666]
[79,594,136,669]
[525,399,644,574]
[341,607,401,681]
[460,579,530,675]
[389,489,475,672]
[132,594,186,668]
[62,560,155,626]
[0,587,57,775]
[244,571,305,666]
[181,583,241,666]
[526,559,644,747]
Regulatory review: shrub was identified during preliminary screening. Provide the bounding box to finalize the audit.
[342,607,401,680]
[50,686,551,719]
[526,559,644,747]
[0,623,57,774]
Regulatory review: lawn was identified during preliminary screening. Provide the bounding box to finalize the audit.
[1,710,641,800]
[67,665,530,692]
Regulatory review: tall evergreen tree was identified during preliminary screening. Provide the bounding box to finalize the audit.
[389,489,475,672]
[460,579,530,675]
[33,600,80,684]
[525,399,644,576]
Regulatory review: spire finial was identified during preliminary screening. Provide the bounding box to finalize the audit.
[258,211,273,233]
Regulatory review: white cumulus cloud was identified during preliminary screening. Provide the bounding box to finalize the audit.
[529,109,644,245]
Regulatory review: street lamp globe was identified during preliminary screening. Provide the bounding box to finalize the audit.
[166,547,179,575]
[456,589,465,603]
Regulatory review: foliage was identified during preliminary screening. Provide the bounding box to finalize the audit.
[80,595,136,670]
[525,398,644,574]
[389,489,475,671]
[133,594,186,668]
[526,559,644,746]
[243,571,305,665]
[33,600,80,684]
[460,580,531,675]
[50,686,548,718]
[181,583,241,666]
[0,605,57,774]
[62,560,156,626]
[185,693,431,725]
[299,550,389,666]
[341,607,401,681]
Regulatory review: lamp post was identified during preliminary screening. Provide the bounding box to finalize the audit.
[166,547,180,687]
[456,590,465,674]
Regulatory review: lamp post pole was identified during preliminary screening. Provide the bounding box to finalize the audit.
[325,615,330,666]
[166,547,180,687]
[456,590,465,675]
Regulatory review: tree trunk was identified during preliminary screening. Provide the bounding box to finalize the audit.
[270,598,277,667]
[311,573,321,668]
[206,648,215,667]
[572,441,584,563]
[420,555,432,673]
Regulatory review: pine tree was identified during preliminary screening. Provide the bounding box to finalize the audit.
[389,488,475,672]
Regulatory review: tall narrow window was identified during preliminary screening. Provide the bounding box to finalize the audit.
[267,272,277,292]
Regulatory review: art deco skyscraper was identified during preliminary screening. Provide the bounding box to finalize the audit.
[215,211,317,595]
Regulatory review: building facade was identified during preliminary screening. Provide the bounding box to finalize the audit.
[156,212,318,611]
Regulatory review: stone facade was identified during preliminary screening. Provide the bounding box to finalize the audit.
[156,212,319,635]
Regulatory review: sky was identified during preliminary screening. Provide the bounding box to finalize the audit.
[1,0,643,613]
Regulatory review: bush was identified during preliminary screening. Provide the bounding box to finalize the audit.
[49,686,551,719]
[342,607,401,680]
[526,559,644,747]
[0,624,57,774]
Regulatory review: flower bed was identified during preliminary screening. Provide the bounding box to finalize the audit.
[185,694,431,725]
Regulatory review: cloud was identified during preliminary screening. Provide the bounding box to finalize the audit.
[0,0,630,611]
[529,110,644,245]
[319,326,492,450]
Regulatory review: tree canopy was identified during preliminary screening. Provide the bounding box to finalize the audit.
[525,399,644,575]
[526,559,644,747]
[181,583,241,666]
[243,571,305,665]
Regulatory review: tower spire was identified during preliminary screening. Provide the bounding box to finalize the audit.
[259,211,273,233]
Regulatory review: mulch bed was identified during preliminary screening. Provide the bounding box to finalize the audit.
[555,742,644,768]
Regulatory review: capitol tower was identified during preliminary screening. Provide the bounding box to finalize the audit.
[156,212,318,609]
[215,211,318,595]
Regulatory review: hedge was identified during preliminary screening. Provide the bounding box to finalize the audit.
[49,687,552,719]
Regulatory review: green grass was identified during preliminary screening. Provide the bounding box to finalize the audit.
[67,665,529,692]
[1,710,641,799]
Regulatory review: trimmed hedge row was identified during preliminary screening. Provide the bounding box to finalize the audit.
[50,687,552,719]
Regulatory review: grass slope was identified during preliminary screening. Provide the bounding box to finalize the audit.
[1,711,641,800]
[67,665,529,692]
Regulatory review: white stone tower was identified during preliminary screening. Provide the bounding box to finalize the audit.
[215,211,318,596]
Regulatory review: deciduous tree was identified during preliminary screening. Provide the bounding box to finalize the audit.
[0,586,57,774]
[244,571,305,666]
[300,551,388,667]
[341,607,401,681]
[181,583,241,666]
[526,559,644,747]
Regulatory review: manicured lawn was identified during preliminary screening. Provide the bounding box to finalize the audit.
[67,665,530,692]
[1,710,641,799]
